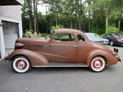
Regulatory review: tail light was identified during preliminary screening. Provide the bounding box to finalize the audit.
[117,37,121,40]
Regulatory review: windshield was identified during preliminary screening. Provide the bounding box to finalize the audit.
[85,33,99,37]
[50,31,55,38]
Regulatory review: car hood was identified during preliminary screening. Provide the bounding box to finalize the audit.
[16,38,50,44]
[88,37,108,41]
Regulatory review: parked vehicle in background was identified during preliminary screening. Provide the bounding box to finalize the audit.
[102,32,123,46]
[8,29,120,73]
[85,33,109,45]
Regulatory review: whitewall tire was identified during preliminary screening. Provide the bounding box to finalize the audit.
[12,56,31,73]
[89,56,106,72]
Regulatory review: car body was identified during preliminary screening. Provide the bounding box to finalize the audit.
[103,33,123,46]
[85,33,109,45]
[8,29,120,73]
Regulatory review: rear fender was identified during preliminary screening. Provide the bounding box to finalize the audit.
[9,49,49,67]
[85,49,118,66]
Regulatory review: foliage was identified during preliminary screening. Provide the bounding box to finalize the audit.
[21,0,123,36]
[106,26,119,33]
[50,25,64,33]
[25,29,34,35]
[37,33,49,38]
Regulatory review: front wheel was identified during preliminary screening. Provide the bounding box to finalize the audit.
[11,56,31,73]
[89,56,106,72]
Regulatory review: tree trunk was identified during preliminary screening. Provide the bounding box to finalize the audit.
[78,13,81,31]
[71,20,72,28]
[28,0,33,30]
[56,11,58,25]
[88,2,91,32]
[75,21,77,29]
[89,20,91,32]
[36,2,39,34]
[56,4,58,26]
[118,15,121,32]
[106,16,108,33]
[105,8,109,34]
[33,0,37,35]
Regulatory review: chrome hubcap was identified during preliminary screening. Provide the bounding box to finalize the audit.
[110,41,113,46]
[18,61,25,68]
[94,61,101,67]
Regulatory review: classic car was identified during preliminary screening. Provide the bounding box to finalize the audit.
[102,32,123,46]
[85,33,109,45]
[8,29,121,73]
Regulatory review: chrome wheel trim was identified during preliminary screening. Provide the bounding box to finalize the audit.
[91,57,105,72]
[13,58,29,73]
[110,41,113,46]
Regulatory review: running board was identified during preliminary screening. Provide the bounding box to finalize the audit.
[33,62,88,67]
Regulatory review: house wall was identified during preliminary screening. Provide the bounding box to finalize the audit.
[0,19,5,58]
[0,4,23,58]
[0,5,21,22]
[0,5,23,38]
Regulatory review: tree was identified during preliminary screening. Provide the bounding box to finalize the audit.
[85,0,113,33]
[21,0,123,35]
[21,0,33,30]
[42,0,62,25]
[85,0,92,32]
[109,0,123,32]
[27,0,33,30]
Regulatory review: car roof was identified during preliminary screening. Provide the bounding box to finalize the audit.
[55,28,83,34]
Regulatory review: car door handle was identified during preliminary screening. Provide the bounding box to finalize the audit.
[73,46,77,48]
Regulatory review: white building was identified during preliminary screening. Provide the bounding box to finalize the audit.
[0,0,24,59]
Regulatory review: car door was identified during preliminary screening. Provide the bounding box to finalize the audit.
[49,33,77,63]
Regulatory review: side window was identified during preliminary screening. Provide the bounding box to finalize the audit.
[104,34,110,37]
[54,33,75,41]
[107,34,111,37]
[77,35,85,42]
[103,34,107,37]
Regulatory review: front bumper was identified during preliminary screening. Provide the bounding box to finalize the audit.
[116,57,121,62]
[5,55,9,61]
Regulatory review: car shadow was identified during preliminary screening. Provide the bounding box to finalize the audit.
[31,67,90,73]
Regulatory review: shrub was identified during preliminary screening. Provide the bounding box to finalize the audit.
[50,25,64,33]
[106,24,119,33]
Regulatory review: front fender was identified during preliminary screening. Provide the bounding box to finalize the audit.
[85,49,118,66]
[9,49,49,67]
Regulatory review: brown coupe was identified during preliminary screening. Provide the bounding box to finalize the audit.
[9,29,121,73]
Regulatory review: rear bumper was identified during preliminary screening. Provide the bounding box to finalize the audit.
[115,41,123,46]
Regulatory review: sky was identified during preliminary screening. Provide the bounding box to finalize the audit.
[37,0,85,15]
[37,1,49,15]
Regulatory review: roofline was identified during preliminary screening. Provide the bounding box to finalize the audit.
[0,0,24,6]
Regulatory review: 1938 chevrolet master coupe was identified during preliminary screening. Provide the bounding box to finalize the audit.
[9,29,121,73]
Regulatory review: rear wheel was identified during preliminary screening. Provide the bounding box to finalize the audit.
[11,56,31,73]
[89,56,106,72]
